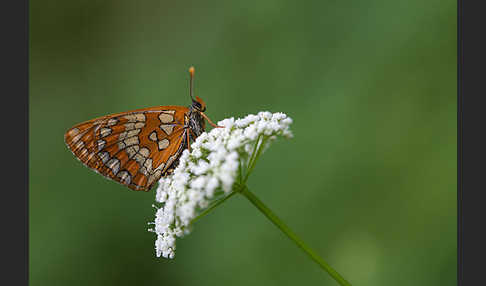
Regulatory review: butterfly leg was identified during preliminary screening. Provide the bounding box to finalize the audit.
[189,129,198,141]
[186,128,200,153]
[186,130,191,152]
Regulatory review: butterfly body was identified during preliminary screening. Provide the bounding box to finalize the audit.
[64,67,220,191]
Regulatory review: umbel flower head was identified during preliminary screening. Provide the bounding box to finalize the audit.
[149,111,293,258]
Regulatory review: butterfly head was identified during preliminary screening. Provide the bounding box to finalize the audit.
[192,96,206,112]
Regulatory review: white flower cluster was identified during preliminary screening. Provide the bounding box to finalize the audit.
[150,111,293,258]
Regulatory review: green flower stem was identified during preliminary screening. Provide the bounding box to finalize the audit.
[243,135,269,183]
[190,190,238,225]
[239,185,352,286]
[244,134,262,179]
[190,139,350,285]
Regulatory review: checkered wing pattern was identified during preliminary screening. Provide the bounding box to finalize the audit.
[64,105,190,191]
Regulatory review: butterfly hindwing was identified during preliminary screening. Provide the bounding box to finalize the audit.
[64,106,190,191]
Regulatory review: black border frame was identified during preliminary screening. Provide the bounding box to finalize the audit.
[458,0,486,285]
[1,0,29,285]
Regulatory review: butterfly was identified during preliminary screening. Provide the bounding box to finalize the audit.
[64,67,222,191]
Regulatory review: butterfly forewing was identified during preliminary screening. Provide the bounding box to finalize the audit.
[64,106,190,191]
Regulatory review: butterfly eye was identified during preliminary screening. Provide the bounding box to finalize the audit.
[195,96,207,112]
[192,100,202,110]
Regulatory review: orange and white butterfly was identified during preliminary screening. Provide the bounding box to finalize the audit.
[64,67,221,191]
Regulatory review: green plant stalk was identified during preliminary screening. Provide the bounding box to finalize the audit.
[190,138,351,285]
[245,134,262,178]
[190,190,238,225]
[243,135,269,183]
[239,186,352,286]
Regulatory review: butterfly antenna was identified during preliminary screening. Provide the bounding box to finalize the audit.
[189,66,195,101]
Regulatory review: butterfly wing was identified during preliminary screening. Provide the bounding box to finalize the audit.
[64,106,190,191]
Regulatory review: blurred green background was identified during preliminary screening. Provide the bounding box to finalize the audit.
[30,0,456,285]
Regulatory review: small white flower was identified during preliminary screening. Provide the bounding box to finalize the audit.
[149,112,293,258]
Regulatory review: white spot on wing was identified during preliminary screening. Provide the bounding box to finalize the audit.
[118,141,126,150]
[79,148,89,158]
[125,145,140,158]
[100,128,112,138]
[72,133,83,143]
[106,158,120,175]
[159,113,174,123]
[147,169,162,186]
[149,131,158,141]
[74,140,85,150]
[124,113,146,123]
[123,136,139,147]
[97,140,106,151]
[160,124,174,135]
[125,122,145,131]
[144,158,153,173]
[166,154,178,168]
[98,151,110,164]
[117,170,132,185]
[134,154,145,166]
[68,128,80,137]
[107,118,118,126]
[139,147,150,157]
[155,162,165,172]
[158,139,170,150]
[140,158,153,176]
